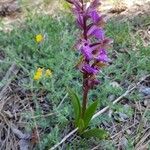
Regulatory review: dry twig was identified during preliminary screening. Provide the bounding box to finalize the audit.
[0,63,19,100]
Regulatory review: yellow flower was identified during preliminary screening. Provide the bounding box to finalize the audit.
[37,68,43,72]
[33,68,43,80]
[35,34,44,43]
[45,69,52,77]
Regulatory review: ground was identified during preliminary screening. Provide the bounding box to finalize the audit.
[0,0,150,150]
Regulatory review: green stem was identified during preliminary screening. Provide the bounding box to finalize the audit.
[82,75,89,117]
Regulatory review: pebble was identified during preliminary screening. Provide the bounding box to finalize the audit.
[110,81,121,88]
[139,86,150,96]
[126,129,132,135]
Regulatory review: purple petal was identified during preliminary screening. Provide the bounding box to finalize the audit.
[87,25,105,39]
[76,39,90,50]
[96,49,110,62]
[82,64,99,74]
[89,10,101,23]
[81,44,92,60]
[76,15,84,29]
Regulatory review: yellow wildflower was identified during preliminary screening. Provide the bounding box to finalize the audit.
[33,68,43,80]
[45,69,52,77]
[35,34,44,43]
[37,68,43,72]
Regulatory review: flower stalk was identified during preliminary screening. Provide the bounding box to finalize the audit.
[82,73,89,117]
[67,0,112,135]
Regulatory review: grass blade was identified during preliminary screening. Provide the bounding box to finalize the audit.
[67,88,81,126]
[82,128,108,139]
[83,100,98,128]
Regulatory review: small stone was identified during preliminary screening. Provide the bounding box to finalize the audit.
[124,104,130,109]
[19,139,30,150]
[118,112,128,122]
[110,81,122,89]
[144,100,150,106]
[126,129,131,135]
[108,95,115,101]
[108,110,113,118]
[120,136,128,148]
[139,86,150,96]
[148,29,150,35]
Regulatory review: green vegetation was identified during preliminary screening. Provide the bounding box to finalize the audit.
[0,10,149,149]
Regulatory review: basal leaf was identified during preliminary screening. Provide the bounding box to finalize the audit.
[82,128,108,139]
[83,100,98,128]
[78,119,85,133]
[67,88,81,126]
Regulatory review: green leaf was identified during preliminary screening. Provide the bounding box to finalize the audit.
[78,119,85,133]
[83,100,98,128]
[67,88,81,126]
[82,128,108,139]
[62,1,71,10]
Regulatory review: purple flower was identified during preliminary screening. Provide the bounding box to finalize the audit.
[80,43,92,60]
[66,0,113,120]
[96,49,110,62]
[82,64,98,74]
[89,10,101,24]
[67,0,112,88]
[87,25,105,39]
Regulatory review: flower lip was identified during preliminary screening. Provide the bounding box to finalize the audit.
[87,25,105,40]
[82,64,99,74]
[81,44,92,60]
[95,48,110,62]
[89,10,101,24]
